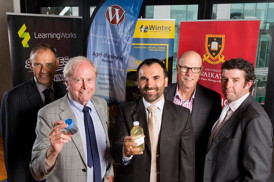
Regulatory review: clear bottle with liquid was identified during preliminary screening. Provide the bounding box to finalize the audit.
[130,121,145,152]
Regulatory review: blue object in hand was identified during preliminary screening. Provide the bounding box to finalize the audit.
[64,119,78,135]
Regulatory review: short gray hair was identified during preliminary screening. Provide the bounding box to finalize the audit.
[30,43,58,62]
[63,56,97,80]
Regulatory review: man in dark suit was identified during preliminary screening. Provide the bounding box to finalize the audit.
[111,58,195,182]
[0,43,66,182]
[205,58,273,182]
[165,51,222,181]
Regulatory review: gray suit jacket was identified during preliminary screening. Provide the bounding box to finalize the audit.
[30,95,113,182]
[111,98,195,182]
[165,83,222,182]
[204,95,273,182]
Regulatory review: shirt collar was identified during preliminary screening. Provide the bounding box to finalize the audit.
[34,77,54,93]
[67,93,93,112]
[175,84,196,101]
[143,96,165,111]
[227,93,250,112]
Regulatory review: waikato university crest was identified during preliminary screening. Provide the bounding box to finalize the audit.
[203,34,225,64]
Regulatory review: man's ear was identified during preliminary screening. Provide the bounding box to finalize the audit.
[164,77,168,87]
[65,79,69,87]
[55,58,60,67]
[200,67,204,74]
[29,59,34,70]
[246,80,253,89]
[176,64,180,73]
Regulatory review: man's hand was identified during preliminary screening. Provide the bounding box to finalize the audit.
[123,136,144,157]
[49,120,72,154]
[45,120,72,171]
[106,175,114,182]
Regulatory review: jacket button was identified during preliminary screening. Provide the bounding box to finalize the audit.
[82,169,87,172]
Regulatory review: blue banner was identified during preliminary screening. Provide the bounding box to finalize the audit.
[87,0,143,104]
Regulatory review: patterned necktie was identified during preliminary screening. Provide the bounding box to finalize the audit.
[147,105,159,182]
[207,104,230,150]
[82,106,101,182]
[43,88,54,105]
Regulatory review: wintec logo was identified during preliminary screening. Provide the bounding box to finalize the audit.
[140,25,149,33]
[105,5,125,25]
[148,25,172,32]
[139,24,172,33]
[18,24,31,48]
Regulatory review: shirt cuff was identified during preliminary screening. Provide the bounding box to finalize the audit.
[122,146,133,165]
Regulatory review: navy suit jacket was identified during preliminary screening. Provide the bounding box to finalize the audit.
[204,95,273,182]
[0,78,66,182]
[111,98,195,182]
[165,83,222,182]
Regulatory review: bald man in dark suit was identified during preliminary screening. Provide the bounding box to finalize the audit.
[165,51,222,182]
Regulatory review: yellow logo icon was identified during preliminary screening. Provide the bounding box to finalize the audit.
[203,34,225,64]
[18,24,31,48]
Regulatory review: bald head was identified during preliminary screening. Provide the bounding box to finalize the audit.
[178,51,202,66]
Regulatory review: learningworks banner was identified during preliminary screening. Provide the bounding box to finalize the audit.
[86,0,143,104]
[178,20,260,104]
[127,19,175,101]
[7,13,83,86]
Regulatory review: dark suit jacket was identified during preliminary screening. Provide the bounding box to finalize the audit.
[0,78,66,182]
[205,95,273,182]
[111,98,195,182]
[165,83,222,182]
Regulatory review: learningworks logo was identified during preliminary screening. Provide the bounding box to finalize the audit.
[18,24,31,48]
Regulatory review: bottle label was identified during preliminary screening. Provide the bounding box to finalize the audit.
[134,135,144,146]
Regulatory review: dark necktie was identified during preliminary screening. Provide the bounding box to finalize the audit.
[43,88,54,105]
[207,104,231,150]
[82,106,101,182]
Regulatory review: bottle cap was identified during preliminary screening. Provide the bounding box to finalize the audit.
[133,121,139,126]
[65,119,74,129]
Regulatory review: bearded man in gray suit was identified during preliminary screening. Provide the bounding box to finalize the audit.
[30,56,113,182]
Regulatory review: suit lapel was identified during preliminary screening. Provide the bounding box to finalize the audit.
[209,96,252,150]
[165,83,177,101]
[27,79,43,107]
[91,97,109,144]
[59,96,87,165]
[158,101,176,154]
[191,85,203,129]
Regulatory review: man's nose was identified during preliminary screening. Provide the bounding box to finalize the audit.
[82,79,87,89]
[146,79,154,87]
[40,65,46,73]
[225,80,233,88]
